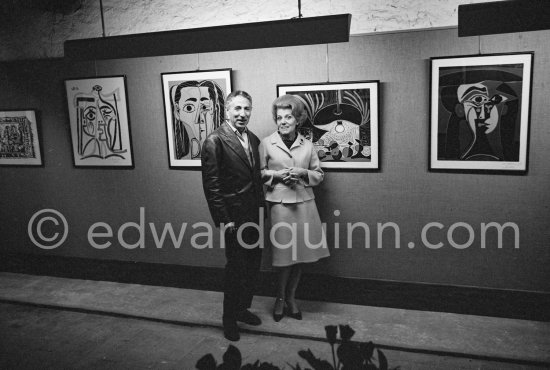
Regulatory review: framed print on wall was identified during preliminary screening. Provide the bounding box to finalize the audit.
[277,81,380,169]
[161,69,232,167]
[64,75,134,167]
[430,52,533,173]
[0,109,43,166]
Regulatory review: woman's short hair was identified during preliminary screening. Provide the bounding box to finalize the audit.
[272,94,307,125]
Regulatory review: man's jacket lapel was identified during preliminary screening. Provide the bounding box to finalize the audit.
[219,122,252,169]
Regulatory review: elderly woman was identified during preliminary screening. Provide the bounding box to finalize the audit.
[260,94,330,322]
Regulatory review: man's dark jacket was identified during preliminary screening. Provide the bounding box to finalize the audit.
[201,122,264,228]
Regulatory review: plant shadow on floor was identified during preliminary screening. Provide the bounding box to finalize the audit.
[196,324,400,370]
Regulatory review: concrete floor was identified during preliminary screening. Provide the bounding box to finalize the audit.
[0,272,549,369]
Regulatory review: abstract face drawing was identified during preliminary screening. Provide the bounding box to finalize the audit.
[75,85,126,160]
[456,82,509,160]
[171,81,224,160]
[175,86,214,158]
[439,69,521,162]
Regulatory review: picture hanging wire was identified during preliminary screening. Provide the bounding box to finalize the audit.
[96,0,105,75]
[478,35,481,55]
[297,0,303,18]
[99,0,106,38]
[326,43,330,82]
[196,53,200,71]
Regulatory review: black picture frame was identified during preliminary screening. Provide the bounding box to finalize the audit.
[277,80,380,170]
[64,75,134,168]
[161,69,232,168]
[0,109,43,167]
[429,52,534,173]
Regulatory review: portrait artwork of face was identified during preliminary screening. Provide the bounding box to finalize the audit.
[456,82,510,160]
[171,80,224,160]
[75,85,126,160]
[438,69,522,162]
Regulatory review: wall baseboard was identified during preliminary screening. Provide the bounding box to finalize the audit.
[1,253,548,322]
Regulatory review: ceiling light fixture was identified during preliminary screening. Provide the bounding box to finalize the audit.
[458,0,550,37]
[64,1,351,60]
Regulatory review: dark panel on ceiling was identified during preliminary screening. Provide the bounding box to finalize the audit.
[64,14,352,60]
[459,0,550,37]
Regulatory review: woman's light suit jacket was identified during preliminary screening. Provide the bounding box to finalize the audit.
[260,132,324,204]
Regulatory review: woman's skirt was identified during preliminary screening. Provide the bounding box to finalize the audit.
[268,199,330,267]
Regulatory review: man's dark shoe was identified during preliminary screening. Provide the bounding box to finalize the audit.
[236,310,262,326]
[223,320,240,341]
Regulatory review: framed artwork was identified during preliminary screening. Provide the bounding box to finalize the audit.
[0,109,43,166]
[161,69,232,167]
[277,81,380,169]
[430,53,533,173]
[64,75,134,167]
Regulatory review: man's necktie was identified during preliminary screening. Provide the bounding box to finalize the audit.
[237,128,254,166]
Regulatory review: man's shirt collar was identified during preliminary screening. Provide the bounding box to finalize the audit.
[226,120,247,135]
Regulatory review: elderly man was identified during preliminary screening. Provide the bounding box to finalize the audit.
[201,90,264,341]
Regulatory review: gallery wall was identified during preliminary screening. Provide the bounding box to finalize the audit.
[1,27,549,292]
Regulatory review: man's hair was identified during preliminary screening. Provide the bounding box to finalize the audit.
[272,94,307,125]
[226,90,252,108]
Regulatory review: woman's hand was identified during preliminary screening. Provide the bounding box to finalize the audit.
[273,167,308,185]
[288,167,308,180]
[272,168,290,183]
[284,167,308,185]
